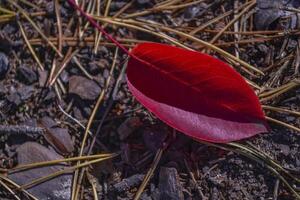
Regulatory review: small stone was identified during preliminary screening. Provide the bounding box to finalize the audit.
[118,117,142,140]
[59,70,69,83]
[111,174,144,193]
[183,3,207,21]
[0,52,9,79]
[17,65,38,84]
[17,86,35,101]
[9,142,72,200]
[41,116,74,155]
[158,167,184,200]
[143,126,169,152]
[136,0,152,6]
[38,69,48,87]
[88,61,102,75]
[0,83,7,95]
[278,144,290,156]
[7,92,21,106]
[68,75,101,100]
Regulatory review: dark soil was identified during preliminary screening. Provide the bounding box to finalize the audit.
[0,0,299,200]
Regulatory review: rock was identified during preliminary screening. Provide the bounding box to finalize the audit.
[111,174,145,193]
[143,126,169,152]
[17,86,35,101]
[38,69,48,87]
[0,52,9,79]
[118,117,142,140]
[6,85,34,107]
[183,4,207,21]
[88,61,102,75]
[17,65,38,84]
[255,0,299,30]
[136,0,153,6]
[68,75,101,100]
[277,144,290,156]
[7,92,21,106]
[9,142,72,200]
[110,1,128,11]
[59,70,69,83]
[158,167,184,200]
[40,116,74,155]
[0,83,7,95]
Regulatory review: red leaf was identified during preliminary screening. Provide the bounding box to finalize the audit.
[127,42,268,143]
[66,0,268,143]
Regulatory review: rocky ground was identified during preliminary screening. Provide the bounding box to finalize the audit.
[0,0,299,199]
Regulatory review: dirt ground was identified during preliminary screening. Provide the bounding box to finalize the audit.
[0,0,299,199]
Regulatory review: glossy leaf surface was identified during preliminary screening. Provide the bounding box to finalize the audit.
[127,42,268,143]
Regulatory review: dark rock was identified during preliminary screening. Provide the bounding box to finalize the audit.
[68,75,101,100]
[88,61,102,75]
[17,86,35,101]
[7,92,22,106]
[118,117,142,140]
[9,142,72,200]
[41,116,74,155]
[158,167,184,200]
[143,126,169,152]
[0,31,13,52]
[184,4,205,21]
[0,83,7,95]
[59,70,69,83]
[43,89,56,102]
[6,86,34,107]
[111,174,144,193]
[17,65,38,84]
[255,0,299,30]
[136,0,153,6]
[41,116,57,128]
[110,1,128,11]
[45,1,54,15]
[38,69,48,87]
[0,52,9,79]
[277,144,290,156]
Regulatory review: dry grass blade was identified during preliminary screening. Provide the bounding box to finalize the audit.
[0,175,38,200]
[0,6,16,15]
[134,148,164,200]
[266,116,300,133]
[87,61,128,155]
[93,16,264,75]
[87,172,99,200]
[124,0,182,18]
[17,21,44,70]
[9,153,115,173]
[0,179,21,200]
[94,0,112,48]
[79,0,97,38]
[209,1,256,44]
[260,81,300,102]
[19,154,118,190]
[198,141,300,199]
[54,0,63,53]
[72,57,94,80]
[263,105,300,117]
[7,0,62,57]
[71,47,119,200]
[48,49,78,86]
[94,0,134,53]
[18,0,39,9]
[189,9,235,36]
[165,0,205,10]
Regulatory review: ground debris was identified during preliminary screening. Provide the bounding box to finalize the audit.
[9,142,72,200]
[68,75,101,100]
[158,167,184,200]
